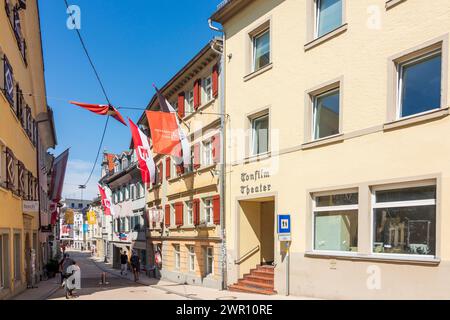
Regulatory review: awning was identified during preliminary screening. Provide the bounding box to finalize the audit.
[132,241,146,250]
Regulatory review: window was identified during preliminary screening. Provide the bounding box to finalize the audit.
[13,233,21,281]
[313,88,340,140]
[205,247,214,276]
[0,233,10,289]
[78,203,82,209]
[174,244,180,270]
[203,140,213,166]
[186,201,193,226]
[186,89,194,114]
[71,203,75,209]
[313,192,358,252]
[131,184,135,200]
[397,51,442,119]
[251,114,269,155]
[253,29,270,71]
[316,0,343,38]
[372,184,436,256]
[204,198,213,225]
[188,245,195,272]
[203,76,213,103]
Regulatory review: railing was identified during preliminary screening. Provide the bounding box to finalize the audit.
[234,245,260,265]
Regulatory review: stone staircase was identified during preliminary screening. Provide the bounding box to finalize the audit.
[228,265,276,295]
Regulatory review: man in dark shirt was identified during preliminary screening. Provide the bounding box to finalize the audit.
[120,251,128,276]
[130,251,141,282]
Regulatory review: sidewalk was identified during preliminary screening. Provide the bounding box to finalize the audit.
[91,256,315,300]
[12,277,61,300]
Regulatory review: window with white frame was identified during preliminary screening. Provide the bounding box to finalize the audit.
[188,245,195,272]
[0,233,9,289]
[315,0,343,38]
[203,140,213,166]
[372,184,436,256]
[186,201,193,226]
[397,50,442,119]
[251,114,269,155]
[186,89,194,114]
[13,233,21,281]
[203,76,212,103]
[205,246,214,276]
[313,191,358,252]
[204,198,213,225]
[174,244,180,270]
[312,88,340,140]
[252,28,270,72]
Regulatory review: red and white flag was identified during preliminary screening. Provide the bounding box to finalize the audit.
[70,101,127,126]
[128,118,156,185]
[98,184,115,216]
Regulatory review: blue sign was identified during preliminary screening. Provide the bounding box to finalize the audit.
[278,214,291,234]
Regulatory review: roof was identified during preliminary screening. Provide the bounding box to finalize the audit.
[210,0,253,24]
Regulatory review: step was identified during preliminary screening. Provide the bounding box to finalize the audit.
[251,270,275,278]
[244,274,274,285]
[238,279,274,290]
[228,284,276,296]
[252,266,275,274]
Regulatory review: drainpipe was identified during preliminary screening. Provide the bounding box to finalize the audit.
[208,18,227,291]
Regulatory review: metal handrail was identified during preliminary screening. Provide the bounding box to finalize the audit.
[235,245,260,265]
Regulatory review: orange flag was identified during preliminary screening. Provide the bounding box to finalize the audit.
[145,111,181,157]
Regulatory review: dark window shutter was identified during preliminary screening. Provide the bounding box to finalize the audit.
[193,199,200,226]
[213,195,220,225]
[178,92,185,118]
[158,162,163,184]
[193,143,201,170]
[175,202,183,226]
[165,157,171,179]
[165,205,171,227]
[212,133,221,164]
[194,79,201,109]
[212,64,219,98]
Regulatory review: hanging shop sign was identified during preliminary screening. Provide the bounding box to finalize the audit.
[23,201,39,213]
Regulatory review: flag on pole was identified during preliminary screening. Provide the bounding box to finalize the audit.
[128,118,156,184]
[98,184,115,216]
[70,101,127,126]
[149,86,191,167]
[49,149,70,203]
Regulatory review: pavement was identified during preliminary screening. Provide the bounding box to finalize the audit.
[13,250,316,300]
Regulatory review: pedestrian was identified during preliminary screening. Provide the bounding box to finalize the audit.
[59,254,74,285]
[64,261,81,299]
[130,251,141,282]
[120,251,128,276]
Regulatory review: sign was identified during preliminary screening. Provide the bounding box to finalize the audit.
[277,214,291,241]
[240,169,272,196]
[23,201,39,213]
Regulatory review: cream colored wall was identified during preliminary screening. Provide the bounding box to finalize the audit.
[222,0,450,297]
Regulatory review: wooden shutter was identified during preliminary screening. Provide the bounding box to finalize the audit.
[194,79,201,110]
[193,143,201,170]
[175,202,183,226]
[158,162,163,184]
[212,133,221,164]
[17,161,25,197]
[165,157,171,179]
[212,64,219,98]
[27,171,33,200]
[178,92,185,118]
[193,199,200,226]
[5,147,16,191]
[213,195,220,225]
[165,205,171,227]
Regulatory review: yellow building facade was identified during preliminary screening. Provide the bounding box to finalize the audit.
[211,0,450,298]
[141,42,224,289]
[1,0,55,299]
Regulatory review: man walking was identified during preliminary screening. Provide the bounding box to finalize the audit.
[120,251,128,276]
[130,251,141,282]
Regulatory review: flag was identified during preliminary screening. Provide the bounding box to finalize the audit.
[98,184,115,216]
[87,210,97,225]
[49,149,69,203]
[128,118,156,184]
[151,86,191,167]
[64,210,74,225]
[70,101,127,126]
[145,111,181,156]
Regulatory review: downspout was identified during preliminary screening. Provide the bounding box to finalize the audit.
[208,18,227,291]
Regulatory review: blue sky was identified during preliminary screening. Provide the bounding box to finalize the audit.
[39,0,221,200]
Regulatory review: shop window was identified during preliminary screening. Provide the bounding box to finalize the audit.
[205,247,214,276]
[13,233,21,281]
[0,233,10,289]
[372,184,436,256]
[397,50,442,119]
[313,191,358,252]
[188,245,195,272]
[174,244,180,270]
[315,0,343,38]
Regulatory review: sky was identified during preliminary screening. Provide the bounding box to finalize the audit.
[39,0,221,201]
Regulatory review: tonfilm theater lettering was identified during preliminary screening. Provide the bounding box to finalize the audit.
[240,169,272,196]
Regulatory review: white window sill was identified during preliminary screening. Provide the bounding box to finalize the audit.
[304,24,348,51]
[302,133,344,150]
[243,63,273,82]
[386,0,407,10]
[305,251,440,265]
[384,107,449,131]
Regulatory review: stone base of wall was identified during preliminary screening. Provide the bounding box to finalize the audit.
[161,269,221,290]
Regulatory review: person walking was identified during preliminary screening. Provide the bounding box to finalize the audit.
[120,251,129,276]
[130,251,141,282]
[59,254,74,285]
[64,261,81,299]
